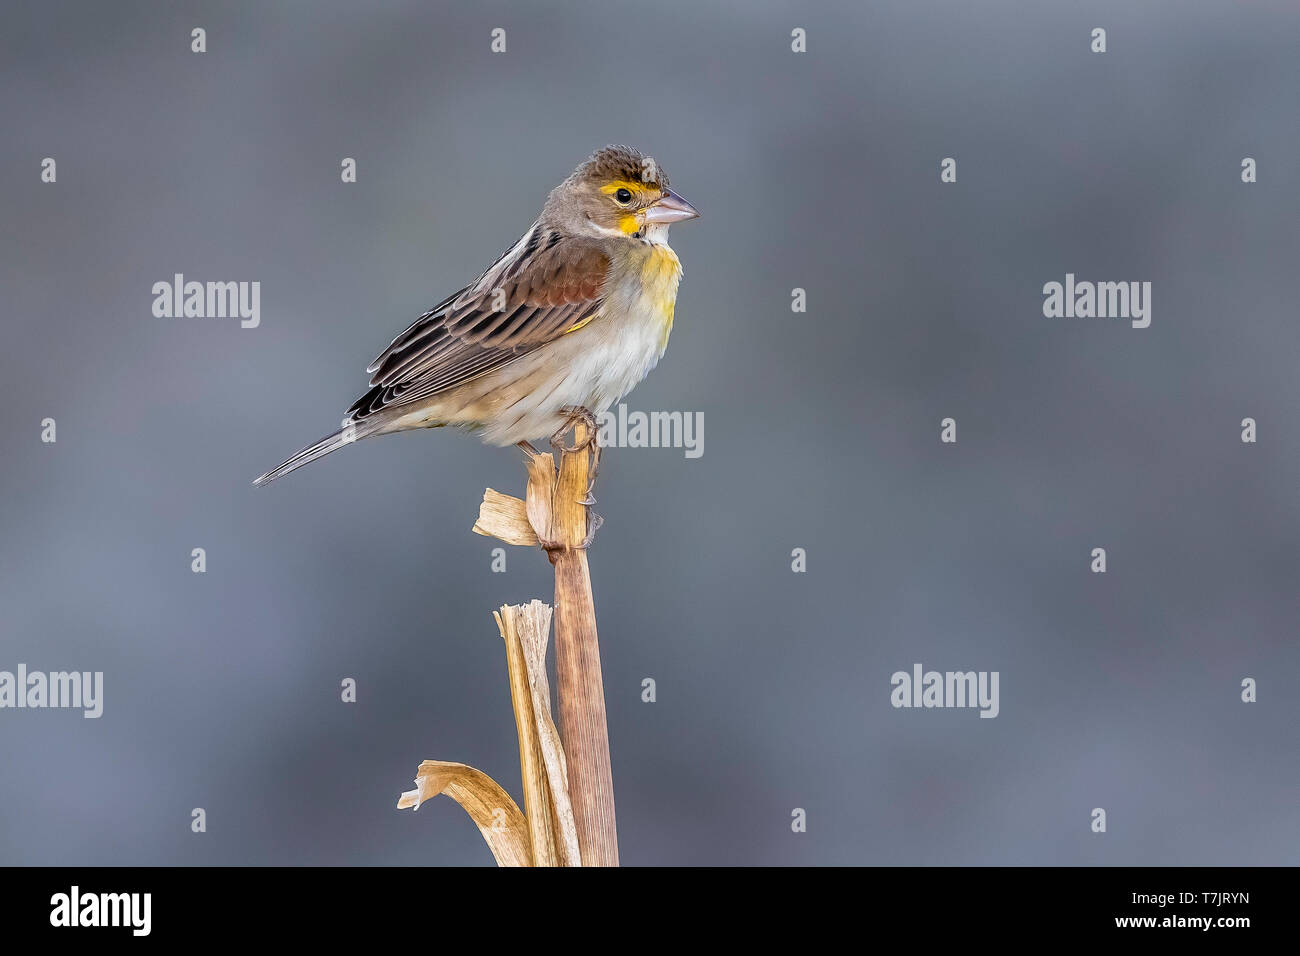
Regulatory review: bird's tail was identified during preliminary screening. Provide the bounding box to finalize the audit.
[253,423,368,486]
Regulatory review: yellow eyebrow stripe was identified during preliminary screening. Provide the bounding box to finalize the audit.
[600,180,654,196]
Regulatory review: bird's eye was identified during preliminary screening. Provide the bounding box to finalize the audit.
[614,188,633,204]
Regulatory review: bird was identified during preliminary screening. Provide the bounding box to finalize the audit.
[254,145,698,486]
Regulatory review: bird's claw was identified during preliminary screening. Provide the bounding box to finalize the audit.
[539,510,602,554]
[550,405,600,453]
[579,511,604,550]
[536,406,603,550]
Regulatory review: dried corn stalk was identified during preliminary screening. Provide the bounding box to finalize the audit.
[401,424,617,866]
[396,760,531,867]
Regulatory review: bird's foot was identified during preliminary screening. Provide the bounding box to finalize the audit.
[550,405,602,503]
[580,511,604,549]
[582,441,602,503]
[538,508,601,555]
[542,405,603,538]
[549,405,600,453]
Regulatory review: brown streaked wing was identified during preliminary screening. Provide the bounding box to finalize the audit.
[345,228,609,424]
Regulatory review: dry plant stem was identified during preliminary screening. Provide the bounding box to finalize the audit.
[499,609,558,866]
[550,420,619,866]
[396,760,532,867]
[496,601,581,866]
[468,428,618,865]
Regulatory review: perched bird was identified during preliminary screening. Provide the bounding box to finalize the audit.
[254,145,698,486]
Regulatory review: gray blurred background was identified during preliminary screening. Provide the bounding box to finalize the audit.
[2,0,1297,865]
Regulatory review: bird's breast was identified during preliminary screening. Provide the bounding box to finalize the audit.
[609,243,682,351]
[557,243,683,410]
[641,244,683,347]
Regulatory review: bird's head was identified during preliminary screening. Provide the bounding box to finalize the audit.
[544,145,699,242]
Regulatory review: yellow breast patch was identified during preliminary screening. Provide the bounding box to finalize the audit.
[641,246,683,349]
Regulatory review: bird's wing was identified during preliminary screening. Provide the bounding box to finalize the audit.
[345,225,610,424]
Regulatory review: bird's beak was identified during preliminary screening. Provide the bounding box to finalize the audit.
[643,188,700,224]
